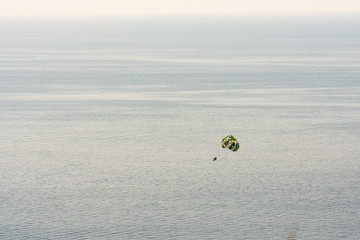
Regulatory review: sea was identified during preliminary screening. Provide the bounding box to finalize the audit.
[1,14,359,239]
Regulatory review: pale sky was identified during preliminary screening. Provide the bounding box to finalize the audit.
[1,0,360,17]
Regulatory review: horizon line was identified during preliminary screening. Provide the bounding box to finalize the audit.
[1,11,360,19]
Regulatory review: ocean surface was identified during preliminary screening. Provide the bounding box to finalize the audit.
[1,15,360,239]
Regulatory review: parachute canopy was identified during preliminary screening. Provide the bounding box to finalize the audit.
[222,134,239,152]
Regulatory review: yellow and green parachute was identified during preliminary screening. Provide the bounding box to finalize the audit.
[221,134,240,152]
[213,134,239,161]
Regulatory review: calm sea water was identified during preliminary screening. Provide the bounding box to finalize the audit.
[1,15,360,239]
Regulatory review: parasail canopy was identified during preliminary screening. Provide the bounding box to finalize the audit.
[221,134,239,152]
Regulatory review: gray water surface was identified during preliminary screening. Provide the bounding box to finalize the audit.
[1,15,360,239]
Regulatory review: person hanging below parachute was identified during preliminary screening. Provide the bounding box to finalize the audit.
[213,134,239,161]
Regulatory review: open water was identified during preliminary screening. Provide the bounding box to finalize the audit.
[1,15,360,239]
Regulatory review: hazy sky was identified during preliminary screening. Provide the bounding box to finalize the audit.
[1,0,360,17]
